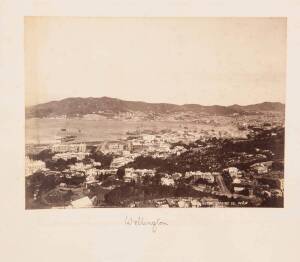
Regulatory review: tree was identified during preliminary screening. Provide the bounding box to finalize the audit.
[90,152,113,168]
[32,149,54,161]
[142,175,151,185]
[82,156,92,165]
[116,167,125,180]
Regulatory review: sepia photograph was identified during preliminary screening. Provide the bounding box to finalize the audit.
[25,17,286,209]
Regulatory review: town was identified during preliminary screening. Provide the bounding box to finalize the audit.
[25,113,284,209]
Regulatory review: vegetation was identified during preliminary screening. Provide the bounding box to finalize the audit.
[26,97,284,119]
[116,167,125,180]
[27,149,54,161]
[105,184,208,205]
[125,127,284,174]
[45,157,77,171]
[88,152,113,169]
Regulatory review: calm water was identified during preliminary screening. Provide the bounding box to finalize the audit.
[25,118,199,144]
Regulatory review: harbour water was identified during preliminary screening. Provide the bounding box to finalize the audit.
[25,118,201,144]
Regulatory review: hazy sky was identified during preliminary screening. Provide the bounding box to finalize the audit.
[25,17,286,106]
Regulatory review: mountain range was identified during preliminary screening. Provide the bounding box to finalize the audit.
[25,97,285,118]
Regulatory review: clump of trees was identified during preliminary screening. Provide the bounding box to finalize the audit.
[26,172,60,192]
[27,149,54,162]
[25,172,61,208]
[125,127,284,175]
[45,157,77,171]
[88,152,113,169]
[126,156,166,170]
[104,183,209,205]
[116,167,125,180]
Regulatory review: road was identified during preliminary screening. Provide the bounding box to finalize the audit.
[215,174,232,196]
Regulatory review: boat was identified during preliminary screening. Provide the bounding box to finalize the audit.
[61,135,76,142]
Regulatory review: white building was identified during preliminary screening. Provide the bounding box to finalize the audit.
[110,156,133,169]
[86,168,104,177]
[69,162,92,172]
[52,152,89,161]
[142,134,156,143]
[52,143,86,153]
[224,167,239,178]
[233,186,245,193]
[124,169,138,183]
[250,163,269,175]
[69,196,93,208]
[123,168,155,183]
[160,177,175,186]
[191,199,201,208]
[178,200,189,208]
[98,141,125,154]
[185,171,215,183]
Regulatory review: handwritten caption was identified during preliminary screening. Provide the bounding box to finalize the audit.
[124,216,168,233]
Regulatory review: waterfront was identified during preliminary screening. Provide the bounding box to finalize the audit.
[25,117,243,144]
[25,114,284,209]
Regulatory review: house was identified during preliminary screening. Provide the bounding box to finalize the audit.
[271,189,283,198]
[142,134,156,142]
[69,196,93,208]
[166,198,176,207]
[185,171,215,183]
[124,168,139,183]
[262,190,272,198]
[178,200,189,208]
[233,178,241,184]
[233,186,245,193]
[172,172,182,181]
[224,167,239,178]
[53,152,89,161]
[159,204,170,208]
[99,141,126,155]
[191,199,201,208]
[160,177,175,186]
[110,156,133,169]
[123,168,155,183]
[52,143,86,153]
[251,164,268,175]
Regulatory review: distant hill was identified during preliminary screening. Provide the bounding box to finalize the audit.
[228,102,285,112]
[25,97,285,118]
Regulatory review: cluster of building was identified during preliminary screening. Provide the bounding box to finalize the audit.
[223,162,284,198]
[25,156,47,177]
[130,197,246,208]
[25,113,284,208]
[110,155,136,169]
[184,171,215,183]
[52,152,89,161]
[123,168,156,183]
[52,143,86,153]
[51,143,89,160]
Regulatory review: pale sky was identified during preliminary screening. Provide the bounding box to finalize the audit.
[25,17,286,106]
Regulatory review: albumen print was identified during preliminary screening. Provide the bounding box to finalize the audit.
[25,17,286,209]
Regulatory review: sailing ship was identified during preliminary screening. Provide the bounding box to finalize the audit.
[55,128,81,143]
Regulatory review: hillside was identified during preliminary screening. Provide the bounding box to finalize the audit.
[25,97,285,118]
[228,102,285,112]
